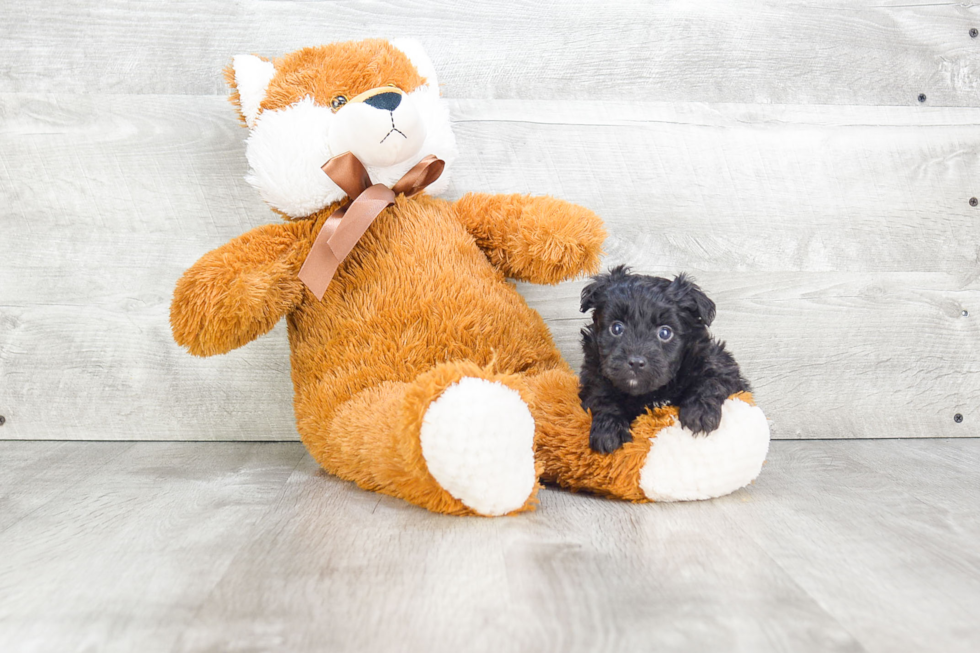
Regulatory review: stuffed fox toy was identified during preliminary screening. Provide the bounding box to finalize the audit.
[171,38,770,516]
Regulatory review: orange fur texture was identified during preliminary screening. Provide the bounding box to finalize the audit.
[225,40,426,127]
[172,191,605,514]
[176,39,722,515]
[534,387,756,501]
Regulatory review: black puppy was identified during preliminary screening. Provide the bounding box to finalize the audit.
[579,266,749,453]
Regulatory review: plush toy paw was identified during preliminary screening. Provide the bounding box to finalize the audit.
[638,396,770,502]
[419,377,537,516]
[515,198,605,284]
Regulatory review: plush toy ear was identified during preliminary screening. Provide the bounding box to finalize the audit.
[668,274,716,327]
[226,54,276,128]
[389,39,439,94]
[581,266,629,313]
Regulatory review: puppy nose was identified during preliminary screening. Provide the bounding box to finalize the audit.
[628,356,647,370]
[364,91,402,111]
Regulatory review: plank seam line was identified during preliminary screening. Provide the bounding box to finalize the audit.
[713,503,872,652]
[0,442,137,538]
[165,446,308,653]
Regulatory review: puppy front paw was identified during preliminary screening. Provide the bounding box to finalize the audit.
[679,400,723,436]
[589,413,633,454]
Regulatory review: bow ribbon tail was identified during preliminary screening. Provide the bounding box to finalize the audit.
[298,185,395,299]
[297,153,445,300]
[392,155,445,197]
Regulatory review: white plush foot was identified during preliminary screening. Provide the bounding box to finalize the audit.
[639,397,771,502]
[420,377,537,516]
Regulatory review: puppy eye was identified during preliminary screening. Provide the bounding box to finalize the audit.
[657,326,673,342]
[609,321,625,337]
[331,95,348,112]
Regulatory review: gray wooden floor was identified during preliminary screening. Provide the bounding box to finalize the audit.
[0,439,977,653]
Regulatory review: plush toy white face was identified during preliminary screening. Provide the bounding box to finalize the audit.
[230,39,457,218]
[327,86,426,168]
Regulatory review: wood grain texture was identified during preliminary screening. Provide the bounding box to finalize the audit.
[522,271,979,440]
[719,439,980,653]
[2,95,978,439]
[174,458,862,653]
[0,93,298,441]
[1,439,978,652]
[453,100,980,274]
[0,441,136,532]
[1,1,979,106]
[0,442,306,653]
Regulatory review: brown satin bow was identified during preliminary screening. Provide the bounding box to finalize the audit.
[297,152,445,299]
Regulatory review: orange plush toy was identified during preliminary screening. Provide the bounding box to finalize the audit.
[171,38,770,516]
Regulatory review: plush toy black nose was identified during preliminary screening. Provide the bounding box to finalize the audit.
[364,92,402,111]
[628,356,647,370]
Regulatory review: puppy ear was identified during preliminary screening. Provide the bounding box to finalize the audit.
[580,274,608,313]
[580,265,630,313]
[668,274,716,326]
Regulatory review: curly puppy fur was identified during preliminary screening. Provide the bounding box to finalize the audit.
[579,266,749,453]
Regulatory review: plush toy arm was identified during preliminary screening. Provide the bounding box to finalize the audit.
[451,193,606,284]
[170,222,307,357]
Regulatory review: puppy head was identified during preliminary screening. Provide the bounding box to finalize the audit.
[581,266,716,395]
[225,38,457,219]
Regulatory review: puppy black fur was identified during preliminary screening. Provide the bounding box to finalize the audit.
[579,266,749,453]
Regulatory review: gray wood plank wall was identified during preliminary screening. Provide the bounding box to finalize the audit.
[1,1,978,440]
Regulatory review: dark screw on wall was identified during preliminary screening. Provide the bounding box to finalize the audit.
[954,413,964,423]
[917,93,927,103]
[971,28,979,38]
[0,415,5,426]
[971,197,978,207]
[964,310,971,317]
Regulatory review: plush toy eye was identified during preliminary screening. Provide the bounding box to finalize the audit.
[331,95,348,111]
[609,321,625,337]
[658,326,673,342]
